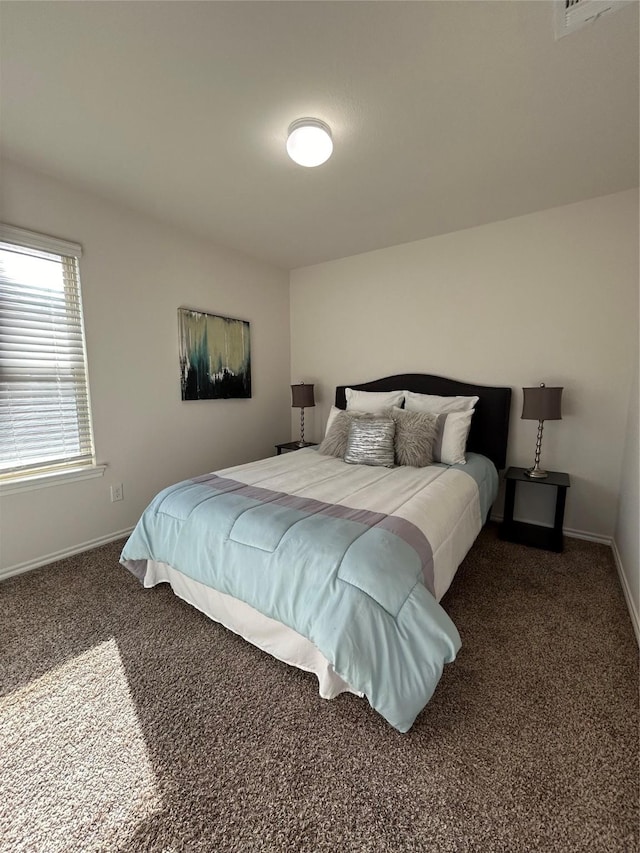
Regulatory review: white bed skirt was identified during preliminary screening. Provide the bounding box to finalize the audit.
[144,560,364,700]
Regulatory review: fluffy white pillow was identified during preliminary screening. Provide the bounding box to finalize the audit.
[433,410,474,465]
[389,406,439,467]
[345,388,405,413]
[404,391,479,414]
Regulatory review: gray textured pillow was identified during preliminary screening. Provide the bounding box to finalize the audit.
[317,411,373,458]
[344,417,396,467]
[318,411,352,458]
[389,406,439,467]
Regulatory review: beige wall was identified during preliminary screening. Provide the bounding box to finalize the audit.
[0,160,290,574]
[291,189,639,539]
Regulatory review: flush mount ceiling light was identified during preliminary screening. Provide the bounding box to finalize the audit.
[286,118,333,167]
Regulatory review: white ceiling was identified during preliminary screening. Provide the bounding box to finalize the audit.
[1,1,638,270]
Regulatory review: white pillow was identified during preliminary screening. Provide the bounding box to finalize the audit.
[433,410,474,465]
[345,388,405,413]
[324,405,341,437]
[404,390,479,414]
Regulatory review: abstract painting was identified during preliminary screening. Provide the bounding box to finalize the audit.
[178,308,251,400]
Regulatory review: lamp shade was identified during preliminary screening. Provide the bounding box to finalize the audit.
[291,383,315,409]
[521,384,563,421]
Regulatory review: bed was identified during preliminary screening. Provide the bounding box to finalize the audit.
[120,373,511,732]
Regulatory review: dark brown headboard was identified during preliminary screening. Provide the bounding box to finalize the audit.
[335,374,511,470]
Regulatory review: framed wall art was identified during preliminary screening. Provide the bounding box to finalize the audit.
[178,307,251,400]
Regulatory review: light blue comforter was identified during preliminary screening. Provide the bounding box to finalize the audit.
[121,452,495,731]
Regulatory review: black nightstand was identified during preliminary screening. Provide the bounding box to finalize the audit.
[275,441,317,455]
[499,466,570,553]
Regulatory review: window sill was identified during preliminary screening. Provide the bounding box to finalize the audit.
[0,464,107,496]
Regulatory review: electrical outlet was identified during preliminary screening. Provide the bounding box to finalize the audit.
[110,483,124,502]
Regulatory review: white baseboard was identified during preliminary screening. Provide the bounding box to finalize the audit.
[562,526,612,545]
[0,527,134,582]
[611,539,640,646]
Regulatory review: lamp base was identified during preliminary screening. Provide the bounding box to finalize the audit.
[525,467,548,479]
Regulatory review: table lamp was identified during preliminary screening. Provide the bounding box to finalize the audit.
[521,383,563,478]
[291,382,315,447]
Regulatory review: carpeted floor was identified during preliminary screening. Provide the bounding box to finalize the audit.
[0,525,637,853]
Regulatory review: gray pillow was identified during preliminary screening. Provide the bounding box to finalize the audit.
[344,417,396,467]
[389,406,439,467]
[317,410,373,458]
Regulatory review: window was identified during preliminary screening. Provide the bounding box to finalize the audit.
[0,224,97,484]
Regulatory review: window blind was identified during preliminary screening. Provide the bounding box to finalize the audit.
[0,225,96,479]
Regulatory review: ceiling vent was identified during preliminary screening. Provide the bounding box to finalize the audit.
[554,0,635,38]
